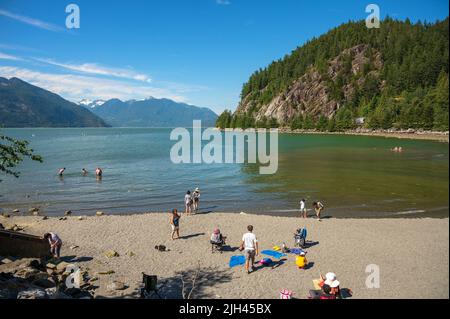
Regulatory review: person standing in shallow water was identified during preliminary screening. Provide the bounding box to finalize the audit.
[170,209,181,240]
[300,199,307,218]
[185,190,193,215]
[193,188,201,213]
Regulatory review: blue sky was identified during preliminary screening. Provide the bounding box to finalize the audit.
[0,0,448,114]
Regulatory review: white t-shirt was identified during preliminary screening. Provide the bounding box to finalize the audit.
[49,232,62,244]
[300,201,306,210]
[185,194,192,205]
[242,232,257,250]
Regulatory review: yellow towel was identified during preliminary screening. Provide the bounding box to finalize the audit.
[273,245,281,251]
[312,279,321,290]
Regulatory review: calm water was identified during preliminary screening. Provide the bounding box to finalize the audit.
[0,128,448,218]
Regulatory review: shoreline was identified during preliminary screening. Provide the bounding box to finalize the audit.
[278,128,449,143]
[1,213,448,299]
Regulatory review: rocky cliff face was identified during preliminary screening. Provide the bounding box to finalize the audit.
[236,44,383,125]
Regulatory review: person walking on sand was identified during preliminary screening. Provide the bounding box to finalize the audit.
[300,199,307,218]
[170,208,181,240]
[240,225,259,274]
[313,201,324,221]
[193,187,201,213]
[185,190,193,215]
[44,232,63,259]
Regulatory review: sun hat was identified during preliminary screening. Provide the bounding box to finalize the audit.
[324,272,339,287]
[300,251,306,256]
[195,187,200,192]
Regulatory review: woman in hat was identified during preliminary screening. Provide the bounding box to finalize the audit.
[319,272,341,297]
[193,188,201,213]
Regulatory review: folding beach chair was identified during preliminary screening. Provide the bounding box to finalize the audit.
[140,273,162,299]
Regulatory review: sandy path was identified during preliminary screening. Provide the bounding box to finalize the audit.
[2,213,448,299]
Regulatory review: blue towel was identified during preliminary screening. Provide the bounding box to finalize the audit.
[289,248,306,255]
[229,255,246,268]
[261,250,287,259]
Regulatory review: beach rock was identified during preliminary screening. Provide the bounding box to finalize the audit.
[32,278,55,289]
[42,216,49,220]
[105,250,119,258]
[107,281,126,291]
[2,213,11,218]
[98,270,115,275]
[77,216,84,221]
[45,287,72,299]
[59,217,67,221]
[70,245,79,250]
[65,210,72,216]
[96,211,104,216]
[14,267,40,280]
[0,257,15,264]
[56,262,70,273]
[12,209,20,213]
[17,288,48,299]
[46,262,57,270]
[29,207,39,214]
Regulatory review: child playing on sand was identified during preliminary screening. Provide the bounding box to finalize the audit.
[295,251,308,269]
[44,232,62,259]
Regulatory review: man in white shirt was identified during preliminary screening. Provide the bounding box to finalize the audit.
[241,225,259,274]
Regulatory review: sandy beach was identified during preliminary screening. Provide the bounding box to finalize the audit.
[1,213,448,299]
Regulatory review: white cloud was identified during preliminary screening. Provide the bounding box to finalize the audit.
[35,58,152,83]
[0,9,63,32]
[0,52,22,61]
[0,66,186,102]
[216,0,231,5]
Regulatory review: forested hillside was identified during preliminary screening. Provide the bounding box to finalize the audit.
[217,17,449,131]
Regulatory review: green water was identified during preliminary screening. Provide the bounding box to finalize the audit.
[0,129,448,218]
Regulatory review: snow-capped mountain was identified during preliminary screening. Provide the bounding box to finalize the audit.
[78,99,106,108]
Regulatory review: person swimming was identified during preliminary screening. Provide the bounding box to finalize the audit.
[82,168,88,176]
[95,167,103,177]
[58,168,66,176]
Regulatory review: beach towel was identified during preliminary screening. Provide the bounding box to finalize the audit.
[259,258,273,266]
[273,245,281,251]
[261,250,287,259]
[229,255,246,268]
[289,248,306,255]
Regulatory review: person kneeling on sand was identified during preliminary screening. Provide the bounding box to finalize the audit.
[319,272,341,298]
[44,232,63,259]
[240,225,259,274]
[170,208,181,240]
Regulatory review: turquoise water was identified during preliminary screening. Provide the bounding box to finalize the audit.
[0,128,448,218]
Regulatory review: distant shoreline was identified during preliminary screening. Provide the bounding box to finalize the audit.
[218,127,449,143]
[278,128,449,143]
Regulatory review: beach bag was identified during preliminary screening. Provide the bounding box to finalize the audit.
[280,289,293,299]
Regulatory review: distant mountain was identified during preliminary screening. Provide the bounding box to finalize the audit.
[78,99,106,109]
[0,77,109,128]
[87,97,218,127]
